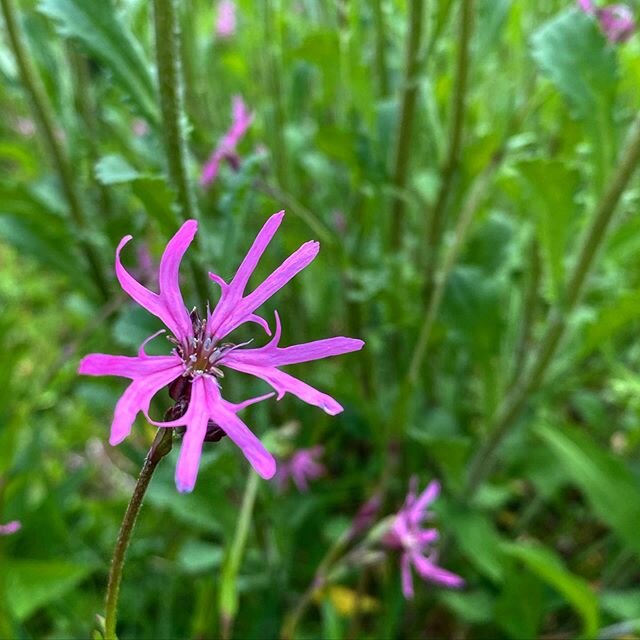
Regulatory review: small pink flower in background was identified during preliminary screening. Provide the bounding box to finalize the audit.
[201,96,253,188]
[0,520,21,535]
[15,117,35,137]
[132,118,149,137]
[348,491,382,540]
[276,445,326,492]
[383,478,464,599]
[216,0,236,39]
[577,0,635,43]
[79,211,364,492]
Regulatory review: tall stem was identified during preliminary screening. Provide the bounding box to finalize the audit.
[152,0,199,224]
[152,0,208,305]
[372,0,390,98]
[464,111,640,498]
[104,429,173,640]
[423,0,473,289]
[389,0,427,248]
[0,0,109,299]
[219,472,260,640]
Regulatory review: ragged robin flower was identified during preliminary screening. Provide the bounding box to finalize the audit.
[79,211,363,492]
[383,478,464,599]
[275,445,326,492]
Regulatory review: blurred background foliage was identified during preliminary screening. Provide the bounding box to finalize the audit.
[2,0,640,638]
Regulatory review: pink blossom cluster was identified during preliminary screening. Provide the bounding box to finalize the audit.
[577,0,635,43]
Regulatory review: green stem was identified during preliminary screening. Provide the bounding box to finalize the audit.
[372,0,390,98]
[0,0,109,299]
[464,111,640,499]
[104,429,173,640]
[219,472,260,640]
[152,0,199,224]
[423,0,473,290]
[389,0,427,248]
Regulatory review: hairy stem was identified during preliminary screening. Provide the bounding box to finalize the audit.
[464,111,640,499]
[219,472,259,640]
[390,0,427,248]
[0,0,109,299]
[152,0,200,224]
[423,0,473,290]
[104,429,173,640]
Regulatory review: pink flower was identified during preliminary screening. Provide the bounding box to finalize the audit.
[276,445,326,492]
[216,0,236,39]
[577,0,635,43]
[0,520,21,535]
[383,478,464,599]
[79,211,364,492]
[201,96,253,188]
[132,118,149,137]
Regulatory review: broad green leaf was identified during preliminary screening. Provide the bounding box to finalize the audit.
[494,559,545,639]
[5,560,93,620]
[445,506,505,583]
[581,288,640,356]
[518,159,578,300]
[531,9,617,120]
[95,155,176,232]
[38,0,158,124]
[537,423,640,558]
[601,589,640,621]
[439,589,495,624]
[502,541,599,638]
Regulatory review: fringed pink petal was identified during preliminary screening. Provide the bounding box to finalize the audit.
[411,553,465,589]
[158,220,198,340]
[174,377,210,492]
[205,381,276,479]
[221,359,343,415]
[109,364,183,445]
[409,480,441,525]
[206,211,284,338]
[78,354,181,379]
[401,552,415,599]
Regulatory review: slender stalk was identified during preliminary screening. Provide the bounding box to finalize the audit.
[152,0,199,224]
[389,0,427,248]
[219,472,260,640]
[423,0,473,290]
[464,111,640,499]
[372,0,390,98]
[104,429,173,640]
[511,236,541,379]
[0,0,109,299]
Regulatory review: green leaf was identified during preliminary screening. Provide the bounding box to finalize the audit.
[537,423,640,559]
[502,541,599,638]
[4,560,93,620]
[601,589,640,621]
[518,159,578,300]
[38,0,158,124]
[95,155,176,232]
[494,559,545,639]
[446,506,505,583]
[439,589,495,624]
[531,9,617,120]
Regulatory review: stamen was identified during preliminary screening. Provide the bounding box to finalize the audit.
[203,337,213,351]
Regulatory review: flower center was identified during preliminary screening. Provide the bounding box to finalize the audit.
[168,308,250,378]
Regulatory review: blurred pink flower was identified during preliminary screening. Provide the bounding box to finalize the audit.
[15,117,35,137]
[383,478,464,599]
[276,445,326,492]
[0,520,21,535]
[348,491,382,540]
[201,96,253,188]
[577,0,635,42]
[132,118,149,137]
[79,211,364,492]
[216,0,236,38]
